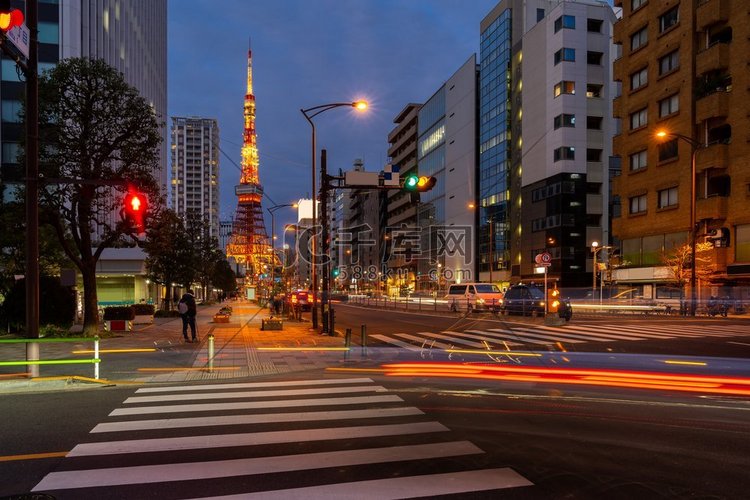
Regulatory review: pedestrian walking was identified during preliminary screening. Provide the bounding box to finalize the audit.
[178,289,198,343]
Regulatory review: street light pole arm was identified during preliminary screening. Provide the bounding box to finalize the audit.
[301,102,359,120]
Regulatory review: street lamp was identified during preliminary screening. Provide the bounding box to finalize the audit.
[591,241,611,305]
[656,130,706,317]
[300,99,367,330]
[283,223,300,288]
[267,203,297,290]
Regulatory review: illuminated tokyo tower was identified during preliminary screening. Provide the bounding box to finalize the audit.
[226,42,271,282]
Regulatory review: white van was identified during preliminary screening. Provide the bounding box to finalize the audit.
[444,283,504,312]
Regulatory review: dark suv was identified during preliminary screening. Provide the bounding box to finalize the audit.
[501,284,572,320]
[501,284,546,316]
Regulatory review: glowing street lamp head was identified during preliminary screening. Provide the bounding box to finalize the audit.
[655,130,669,139]
[353,100,368,111]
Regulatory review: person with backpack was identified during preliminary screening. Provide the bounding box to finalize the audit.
[178,289,198,343]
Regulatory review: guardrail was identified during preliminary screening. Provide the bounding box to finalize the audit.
[0,336,101,379]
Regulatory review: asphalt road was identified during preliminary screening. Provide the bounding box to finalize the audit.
[2,372,749,499]
[333,303,750,359]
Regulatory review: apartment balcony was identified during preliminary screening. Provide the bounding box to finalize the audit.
[695,91,730,124]
[697,195,728,221]
[696,143,729,173]
[612,19,624,44]
[696,0,730,31]
[696,42,730,76]
[612,57,623,82]
[612,95,622,118]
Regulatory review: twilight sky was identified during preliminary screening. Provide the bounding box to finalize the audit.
[168,0,500,232]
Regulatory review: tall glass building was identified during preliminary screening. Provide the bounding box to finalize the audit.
[478,5,512,283]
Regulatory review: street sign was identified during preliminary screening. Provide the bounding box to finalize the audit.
[382,163,400,186]
[538,262,551,267]
[6,23,29,59]
[535,252,552,265]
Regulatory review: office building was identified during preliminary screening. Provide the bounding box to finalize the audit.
[479,0,617,287]
[170,117,220,240]
[415,54,478,292]
[611,0,750,301]
[384,103,422,294]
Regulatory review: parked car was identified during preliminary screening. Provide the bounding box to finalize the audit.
[501,284,571,320]
[501,284,546,316]
[444,283,504,312]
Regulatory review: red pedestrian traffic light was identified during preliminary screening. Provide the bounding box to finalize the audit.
[123,191,148,233]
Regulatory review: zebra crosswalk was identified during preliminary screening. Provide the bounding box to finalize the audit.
[32,377,533,498]
[371,322,750,350]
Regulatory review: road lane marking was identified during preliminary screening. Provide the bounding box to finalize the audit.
[92,407,424,433]
[136,377,374,393]
[393,333,454,349]
[124,385,386,404]
[32,441,483,491]
[370,334,420,351]
[0,451,68,462]
[71,422,448,456]
[110,394,405,416]
[192,468,533,499]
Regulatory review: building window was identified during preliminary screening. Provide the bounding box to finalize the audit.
[586,84,603,98]
[554,146,575,162]
[630,26,648,51]
[554,114,576,129]
[629,108,648,130]
[537,8,545,22]
[630,67,648,91]
[587,18,603,33]
[586,116,603,130]
[38,22,59,44]
[658,50,679,76]
[632,0,646,11]
[658,187,678,208]
[659,94,679,117]
[629,150,647,171]
[587,149,603,162]
[554,15,575,33]
[658,138,678,162]
[553,80,575,97]
[629,194,647,214]
[2,142,19,163]
[554,48,576,64]
[587,51,603,65]
[1,99,22,123]
[659,6,679,33]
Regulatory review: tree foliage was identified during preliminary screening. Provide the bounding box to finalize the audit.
[0,198,71,298]
[662,241,715,291]
[27,58,163,335]
[0,276,76,332]
[184,211,224,299]
[142,209,193,311]
[143,209,236,306]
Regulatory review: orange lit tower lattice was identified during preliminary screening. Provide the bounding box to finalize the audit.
[226,43,272,281]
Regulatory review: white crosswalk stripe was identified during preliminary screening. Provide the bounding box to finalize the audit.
[367,321,750,350]
[32,378,533,498]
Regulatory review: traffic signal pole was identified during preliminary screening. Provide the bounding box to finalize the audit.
[25,1,39,375]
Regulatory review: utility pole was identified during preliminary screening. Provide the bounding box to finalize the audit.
[320,149,331,334]
[1,1,40,375]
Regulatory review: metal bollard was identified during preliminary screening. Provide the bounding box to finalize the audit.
[94,335,100,379]
[329,307,335,337]
[361,324,367,357]
[208,333,215,373]
[345,328,352,360]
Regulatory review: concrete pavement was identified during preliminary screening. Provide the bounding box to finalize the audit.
[0,300,349,392]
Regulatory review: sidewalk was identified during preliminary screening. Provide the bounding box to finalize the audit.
[0,300,349,392]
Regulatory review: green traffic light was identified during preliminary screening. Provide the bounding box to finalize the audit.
[404,175,419,191]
